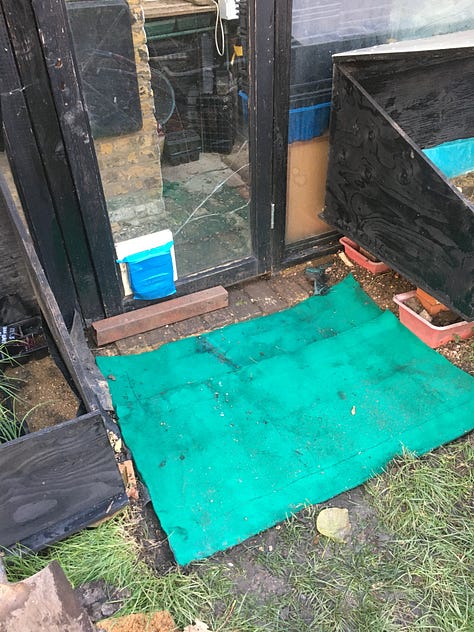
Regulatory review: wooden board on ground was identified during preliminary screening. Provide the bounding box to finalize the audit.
[0,412,127,552]
[0,560,95,632]
[93,286,228,346]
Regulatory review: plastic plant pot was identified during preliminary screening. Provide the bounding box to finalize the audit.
[339,237,390,274]
[393,291,474,348]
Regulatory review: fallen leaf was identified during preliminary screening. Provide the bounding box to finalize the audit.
[316,507,352,543]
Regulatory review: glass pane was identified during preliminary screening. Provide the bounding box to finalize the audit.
[65,0,250,296]
[286,0,474,245]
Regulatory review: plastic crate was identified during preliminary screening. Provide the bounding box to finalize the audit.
[199,93,235,154]
[288,102,331,143]
[0,317,48,364]
[238,91,330,143]
[393,291,474,348]
[163,130,201,166]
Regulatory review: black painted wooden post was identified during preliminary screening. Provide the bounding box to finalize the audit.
[31,0,123,317]
[0,6,77,326]
[1,0,108,321]
[248,0,275,272]
[0,0,123,322]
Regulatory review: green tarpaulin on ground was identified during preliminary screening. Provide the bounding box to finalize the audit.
[98,276,473,565]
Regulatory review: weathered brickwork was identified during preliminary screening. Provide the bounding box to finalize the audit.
[94,0,165,243]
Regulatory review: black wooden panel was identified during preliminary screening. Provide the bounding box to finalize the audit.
[31,0,123,317]
[323,67,474,320]
[1,0,104,321]
[0,413,127,552]
[0,7,77,326]
[351,53,474,149]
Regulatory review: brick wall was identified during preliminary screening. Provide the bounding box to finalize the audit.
[94,0,165,244]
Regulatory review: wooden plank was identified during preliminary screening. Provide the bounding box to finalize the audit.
[1,0,105,320]
[31,0,123,317]
[323,65,474,320]
[143,0,214,19]
[0,412,127,552]
[0,6,77,325]
[93,286,228,345]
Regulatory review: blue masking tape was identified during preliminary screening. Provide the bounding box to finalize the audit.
[118,241,176,300]
[423,137,474,179]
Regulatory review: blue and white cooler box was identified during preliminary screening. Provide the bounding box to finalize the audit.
[115,230,178,300]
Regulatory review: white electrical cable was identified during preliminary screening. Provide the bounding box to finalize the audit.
[212,0,225,56]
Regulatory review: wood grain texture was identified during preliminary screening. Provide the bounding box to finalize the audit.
[0,413,127,552]
[351,52,474,149]
[31,0,123,317]
[323,66,474,320]
[0,6,77,325]
[2,0,104,320]
[93,286,228,345]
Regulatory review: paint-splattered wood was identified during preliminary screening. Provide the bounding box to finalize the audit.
[0,413,127,552]
[323,65,474,320]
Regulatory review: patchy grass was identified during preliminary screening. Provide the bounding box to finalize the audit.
[3,511,254,630]
[4,436,474,631]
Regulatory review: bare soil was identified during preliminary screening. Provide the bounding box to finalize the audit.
[6,355,79,432]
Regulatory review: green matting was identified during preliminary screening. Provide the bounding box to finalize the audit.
[98,276,474,565]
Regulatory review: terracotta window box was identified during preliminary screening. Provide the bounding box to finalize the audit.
[393,291,473,348]
[339,237,390,275]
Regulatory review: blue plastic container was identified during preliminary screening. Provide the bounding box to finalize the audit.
[238,91,330,143]
[117,241,176,301]
[423,137,474,179]
[288,102,331,143]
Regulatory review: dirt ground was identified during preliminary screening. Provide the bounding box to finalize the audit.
[5,355,80,432]
[5,250,473,614]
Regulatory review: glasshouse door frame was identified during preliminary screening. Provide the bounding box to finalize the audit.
[0,0,278,322]
[271,0,340,269]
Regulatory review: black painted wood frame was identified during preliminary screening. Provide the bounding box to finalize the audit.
[0,0,283,319]
[271,0,340,269]
[0,0,122,324]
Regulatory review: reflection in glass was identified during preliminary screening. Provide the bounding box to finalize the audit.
[286,0,474,244]
[66,0,251,290]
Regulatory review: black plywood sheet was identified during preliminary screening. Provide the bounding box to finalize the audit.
[323,65,474,320]
[352,53,474,149]
[0,413,127,552]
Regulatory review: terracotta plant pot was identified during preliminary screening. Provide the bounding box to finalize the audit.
[415,287,450,317]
